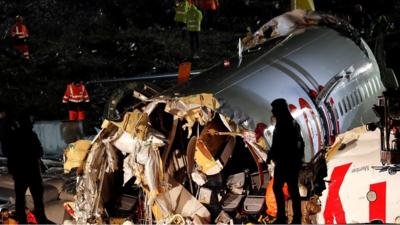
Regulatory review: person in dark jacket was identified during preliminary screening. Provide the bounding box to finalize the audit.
[268,98,304,224]
[0,108,51,224]
[0,105,18,172]
[350,4,372,38]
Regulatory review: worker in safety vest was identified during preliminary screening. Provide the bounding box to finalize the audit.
[9,15,30,59]
[62,80,90,121]
[174,0,189,40]
[186,3,203,58]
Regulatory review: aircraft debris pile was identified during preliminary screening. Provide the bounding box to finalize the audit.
[63,91,326,224]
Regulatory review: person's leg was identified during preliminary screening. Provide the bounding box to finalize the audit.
[69,111,78,120]
[77,102,86,121]
[21,44,29,59]
[68,102,79,121]
[189,31,195,54]
[28,162,48,223]
[14,173,28,223]
[179,22,186,40]
[77,111,86,121]
[273,166,287,223]
[194,32,200,52]
[287,169,302,224]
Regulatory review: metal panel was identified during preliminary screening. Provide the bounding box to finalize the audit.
[32,121,86,160]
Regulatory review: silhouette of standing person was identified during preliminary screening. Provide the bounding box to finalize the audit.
[268,98,304,224]
[0,108,51,224]
[186,3,203,58]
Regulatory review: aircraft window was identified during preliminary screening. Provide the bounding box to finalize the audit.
[374,77,381,91]
[372,77,380,92]
[364,83,370,98]
[357,88,363,102]
[338,102,344,116]
[368,80,374,94]
[375,78,380,91]
[333,106,339,118]
[346,96,352,110]
[342,99,348,113]
[353,91,359,105]
[370,79,377,93]
[375,77,382,90]
[350,93,356,106]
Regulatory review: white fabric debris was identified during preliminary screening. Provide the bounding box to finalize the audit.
[154,184,211,223]
[112,131,143,155]
[191,170,207,186]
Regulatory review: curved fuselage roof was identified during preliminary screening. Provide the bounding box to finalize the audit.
[166,26,375,129]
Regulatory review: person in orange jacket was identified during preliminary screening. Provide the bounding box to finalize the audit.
[9,15,30,59]
[1,208,18,224]
[194,0,219,29]
[62,80,90,121]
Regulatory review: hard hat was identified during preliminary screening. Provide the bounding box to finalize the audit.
[16,15,24,22]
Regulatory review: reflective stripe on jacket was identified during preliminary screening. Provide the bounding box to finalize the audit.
[10,22,29,39]
[186,5,202,32]
[62,83,90,103]
[174,0,189,23]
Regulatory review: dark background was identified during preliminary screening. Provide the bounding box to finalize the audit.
[0,0,399,126]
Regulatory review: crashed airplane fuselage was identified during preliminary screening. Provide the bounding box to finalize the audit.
[171,25,383,161]
[68,18,384,224]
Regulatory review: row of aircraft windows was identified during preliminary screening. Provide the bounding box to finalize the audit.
[335,76,382,117]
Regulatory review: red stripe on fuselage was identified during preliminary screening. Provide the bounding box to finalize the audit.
[369,182,386,223]
[299,98,321,152]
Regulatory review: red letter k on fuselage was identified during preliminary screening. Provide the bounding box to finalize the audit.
[323,163,352,224]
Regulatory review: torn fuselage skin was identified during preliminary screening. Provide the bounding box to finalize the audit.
[71,93,269,224]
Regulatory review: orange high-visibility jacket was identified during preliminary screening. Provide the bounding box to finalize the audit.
[62,82,90,103]
[10,22,29,39]
[196,0,219,10]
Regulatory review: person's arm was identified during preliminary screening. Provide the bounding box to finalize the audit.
[24,24,29,38]
[32,132,44,158]
[10,25,16,37]
[62,84,70,103]
[0,121,7,156]
[294,121,305,161]
[267,129,278,163]
[82,85,90,103]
